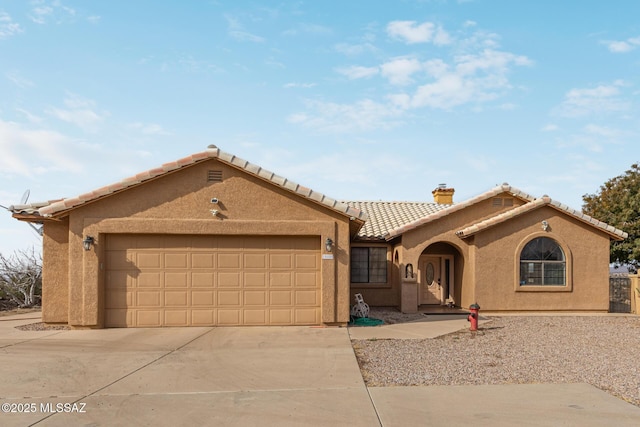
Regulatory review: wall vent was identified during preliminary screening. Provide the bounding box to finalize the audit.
[207,170,223,182]
[492,198,502,207]
[504,198,514,207]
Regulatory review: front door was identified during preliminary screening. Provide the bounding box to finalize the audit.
[420,256,441,305]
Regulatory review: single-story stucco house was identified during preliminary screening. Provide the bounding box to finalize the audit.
[10,145,628,328]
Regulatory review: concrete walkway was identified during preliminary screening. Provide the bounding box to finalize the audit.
[0,312,639,426]
[348,313,491,340]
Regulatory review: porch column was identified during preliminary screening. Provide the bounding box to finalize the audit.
[400,262,418,313]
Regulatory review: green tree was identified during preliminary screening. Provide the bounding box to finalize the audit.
[583,163,640,271]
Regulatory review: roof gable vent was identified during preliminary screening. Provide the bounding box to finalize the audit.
[207,170,223,182]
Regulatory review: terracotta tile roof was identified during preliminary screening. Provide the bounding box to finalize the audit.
[378,184,536,240]
[10,145,368,222]
[456,196,628,241]
[346,201,449,240]
[351,184,627,241]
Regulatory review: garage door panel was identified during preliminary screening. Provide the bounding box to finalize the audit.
[164,310,188,326]
[244,310,267,325]
[138,272,162,288]
[295,272,318,288]
[165,272,189,287]
[137,291,161,307]
[105,234,320,327]
[137,253,161,268]
[165,253,188,269]
[137,311,161,327]
[165,291,188,306]
[218,291,241,306]
[218,253,240,268]
[270,253,292,269]
[270,272,292,287]
[218,309,241,325]
[192,272,215,288]
[295,253,318,269]
[269,309,292,325]
[192,253,214,268]
[192,291,214,306]
[244,253,266,268]
[245,272,266,287]
[270,290,293,306]
[244,291,267,306]
[192,310,215,325]
[218,272,240,287]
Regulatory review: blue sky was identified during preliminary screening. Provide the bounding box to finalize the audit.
[1,0,639,255]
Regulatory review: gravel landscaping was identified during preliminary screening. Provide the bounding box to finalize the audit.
[353,313,640,407]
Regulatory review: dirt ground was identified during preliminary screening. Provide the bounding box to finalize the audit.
[0,300,41,317]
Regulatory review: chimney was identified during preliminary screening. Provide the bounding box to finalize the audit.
[432,183,454,204]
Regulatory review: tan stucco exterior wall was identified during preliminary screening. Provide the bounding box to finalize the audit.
[397,195,525,310]
[381,195,611,312]
[472,206,610,311]
[42,219,69,323]
[46,159,353,327]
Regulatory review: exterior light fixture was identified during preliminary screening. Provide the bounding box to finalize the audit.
[541,220,549,231]
[83,236,95,251]
[325,237,334,253]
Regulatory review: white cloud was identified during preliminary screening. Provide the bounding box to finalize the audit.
[386,20,451,45]
[87,15,100,24]
[282,23,332,37]
[229,30,265,43]
[583,124,623,138]
[5,71,34,88]
[287,99,403,133]
[334,42,377,56]
[380,57,422,86]
[411,49,532,110]
[602,36,640,53]
[0,11,23,39]
[0,120,86,176]
[15,108,43,124]
[28,1,76,25]
[335,65,379,80]
[554,81,630,117]
[46,94,107,130]
[225,14,264,43]
[541,124,559,132]
[283,82,317,88]
[292,21,532,131]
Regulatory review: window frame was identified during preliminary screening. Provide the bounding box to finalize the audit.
[350,244,390,287]
[514,233,572,292]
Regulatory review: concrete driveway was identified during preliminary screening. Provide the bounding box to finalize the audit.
[0,314,379,426]
[2,313,640,426]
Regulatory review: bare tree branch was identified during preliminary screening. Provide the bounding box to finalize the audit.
[0,248,42,308]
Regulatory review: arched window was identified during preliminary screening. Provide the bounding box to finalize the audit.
[519,237,566,286]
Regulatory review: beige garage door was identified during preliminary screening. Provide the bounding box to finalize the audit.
[104,235,321,327]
